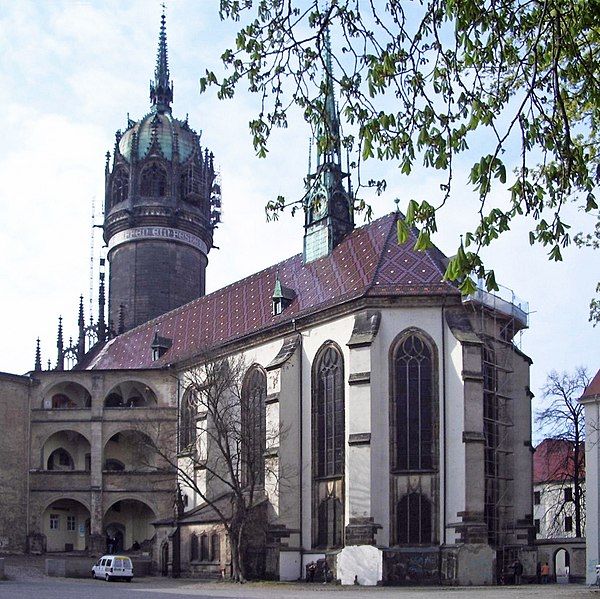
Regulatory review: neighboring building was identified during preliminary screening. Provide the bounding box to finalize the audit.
[533,438,585,539]
[0,12,535,585]
[533,438,586,583]
[580,369,600,584]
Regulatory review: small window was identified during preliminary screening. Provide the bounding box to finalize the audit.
[106,558,112,567]
[564,487,573,502]
[534,519,540,534]
[100,558,107,566]
[49,514,60,530]
[565,516,573,532]
[534,491,541,505]
[67,516,76,531]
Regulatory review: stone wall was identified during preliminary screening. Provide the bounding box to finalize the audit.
[0,372,31,553]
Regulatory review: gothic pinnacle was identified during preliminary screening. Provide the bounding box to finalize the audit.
[150,6,173,113]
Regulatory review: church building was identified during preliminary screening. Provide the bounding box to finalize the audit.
[0,12,534,585]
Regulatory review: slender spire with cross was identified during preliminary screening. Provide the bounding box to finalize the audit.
[302,15,354,263]
[150,5,173,113]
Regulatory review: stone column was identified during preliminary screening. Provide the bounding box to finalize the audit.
[345,310,381,545]
[265,335,302,580]
[89,409,104,554]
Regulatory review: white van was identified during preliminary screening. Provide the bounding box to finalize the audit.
[92,554,133,582]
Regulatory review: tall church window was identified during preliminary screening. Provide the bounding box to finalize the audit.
[241,366,267,488]
[140,164,167,197]
[312,342,345,549]
[396,493,432,544]
[179,389,196,452]
[190,534,199,561]
[111,167,129,206]
[391,333,434,471]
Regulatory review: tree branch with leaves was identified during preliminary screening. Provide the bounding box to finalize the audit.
[202,0,599,310]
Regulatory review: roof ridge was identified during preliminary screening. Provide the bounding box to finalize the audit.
[364,213,398,295]
[108,213,396,342]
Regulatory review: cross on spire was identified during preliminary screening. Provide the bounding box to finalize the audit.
[150,6,173,113]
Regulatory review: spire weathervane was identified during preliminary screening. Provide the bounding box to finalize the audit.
[150,5,173,113]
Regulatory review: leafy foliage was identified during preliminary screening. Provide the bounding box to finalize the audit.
[202,0,599,305]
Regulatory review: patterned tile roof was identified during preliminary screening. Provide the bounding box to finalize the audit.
[581,369,600,400]
[87,213,457,370]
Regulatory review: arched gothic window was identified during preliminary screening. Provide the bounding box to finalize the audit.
[396,493,432,544]
[200,534,209,561]
[391,334,434,471]
[313,345,345,477]
[190,533,199,561]
[241,366,267,487]
[140,164,167,197]
[210,533,220,562]
[179,390,196,452]
[47,448,74,471]
[312,343,345,549]
[111,168,129,206]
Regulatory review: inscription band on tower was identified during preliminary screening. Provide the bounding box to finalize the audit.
[107,227,209,255]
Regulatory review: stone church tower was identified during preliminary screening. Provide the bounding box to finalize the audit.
[303,29,353,264]
[103,13,220,333]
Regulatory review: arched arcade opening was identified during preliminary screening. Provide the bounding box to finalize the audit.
[43,498,90,552]
[103,499,156,553]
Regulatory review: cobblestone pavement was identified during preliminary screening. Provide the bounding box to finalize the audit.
[1,555,597,599]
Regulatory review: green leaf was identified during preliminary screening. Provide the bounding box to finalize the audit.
[396,218,410,244]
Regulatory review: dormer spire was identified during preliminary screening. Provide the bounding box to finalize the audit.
[150,7,173,113]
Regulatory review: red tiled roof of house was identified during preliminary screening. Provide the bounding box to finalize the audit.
[86,213,458,370]
[581,369,600,400]
[533,438,585,484]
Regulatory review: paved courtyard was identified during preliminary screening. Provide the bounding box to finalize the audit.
[0,555,597,599]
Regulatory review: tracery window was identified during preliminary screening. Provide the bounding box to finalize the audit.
[241,366,267,487]
[391,334,434,471]
[190,534,199,561]
[140,164,167,197]
[312,343,345,549]
[313,345,345,477]
[179,389,196,452]
[200,534,209,561]
[396,493,432,544]
[210,533,220,562]
[111,168,129,205]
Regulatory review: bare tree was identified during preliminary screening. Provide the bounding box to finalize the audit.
[535,368,589,537]
[139,355,281,582]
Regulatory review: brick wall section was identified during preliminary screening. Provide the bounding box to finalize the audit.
[108,241,207,331]
[0,372,31,552]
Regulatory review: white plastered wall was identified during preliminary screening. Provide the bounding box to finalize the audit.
[584,399,599,583]
[370,305,465,546]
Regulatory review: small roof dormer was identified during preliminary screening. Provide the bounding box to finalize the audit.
[272,275,295,316]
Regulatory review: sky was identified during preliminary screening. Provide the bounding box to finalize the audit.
[0,0,597,435]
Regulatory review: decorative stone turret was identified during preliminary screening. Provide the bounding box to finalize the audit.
[103,9,221,332]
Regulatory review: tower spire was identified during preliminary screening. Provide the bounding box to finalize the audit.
[34,338,42,372]
[56,316,64,371]
[302,19,353,263]
[150,6,173,113]
[77,295,86,362]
